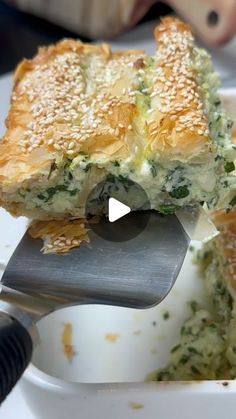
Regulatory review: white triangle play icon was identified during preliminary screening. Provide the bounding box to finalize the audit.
[108,197,131,223]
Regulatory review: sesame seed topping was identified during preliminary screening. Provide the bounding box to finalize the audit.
[17,46,144,156]
[14,20,210,161]
[145,20,210,139]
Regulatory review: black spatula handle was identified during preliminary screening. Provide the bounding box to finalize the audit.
[0,313,33,403]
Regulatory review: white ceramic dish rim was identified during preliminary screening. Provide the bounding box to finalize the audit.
[25,361,236,394]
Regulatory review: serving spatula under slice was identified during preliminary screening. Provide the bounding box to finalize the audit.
[0,211,190,402]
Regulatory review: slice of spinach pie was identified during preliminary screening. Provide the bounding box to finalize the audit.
[0,17,235,220]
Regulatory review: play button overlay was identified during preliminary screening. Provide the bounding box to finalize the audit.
[85,176,151,242]
[108,198,131,222]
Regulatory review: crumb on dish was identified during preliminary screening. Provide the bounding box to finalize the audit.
[104,333,120,343]
[62,322,76,362]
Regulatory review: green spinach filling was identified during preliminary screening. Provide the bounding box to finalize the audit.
[152,241,235,381]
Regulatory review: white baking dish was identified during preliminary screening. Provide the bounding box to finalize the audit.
[1,53,236,419]
[18,88,236,418]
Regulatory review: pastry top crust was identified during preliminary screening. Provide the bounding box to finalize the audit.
[0,17,212,189]
[149,17,210,158]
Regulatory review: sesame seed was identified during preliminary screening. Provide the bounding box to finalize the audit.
[68,141,75,150]
[53,144,61,150]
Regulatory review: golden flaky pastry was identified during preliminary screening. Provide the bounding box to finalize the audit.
[28,218,90,253]
[211,208,236,290]
[0,17,235,225]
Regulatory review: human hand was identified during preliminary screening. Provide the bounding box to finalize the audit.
[167,0,236,46]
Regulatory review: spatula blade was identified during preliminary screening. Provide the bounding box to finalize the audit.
[1,212,190,309]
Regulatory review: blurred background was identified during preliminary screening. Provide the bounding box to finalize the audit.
[0,0,172,75]
[1,0,236,85]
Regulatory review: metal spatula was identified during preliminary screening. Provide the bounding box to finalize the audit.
[0,211,190,403]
